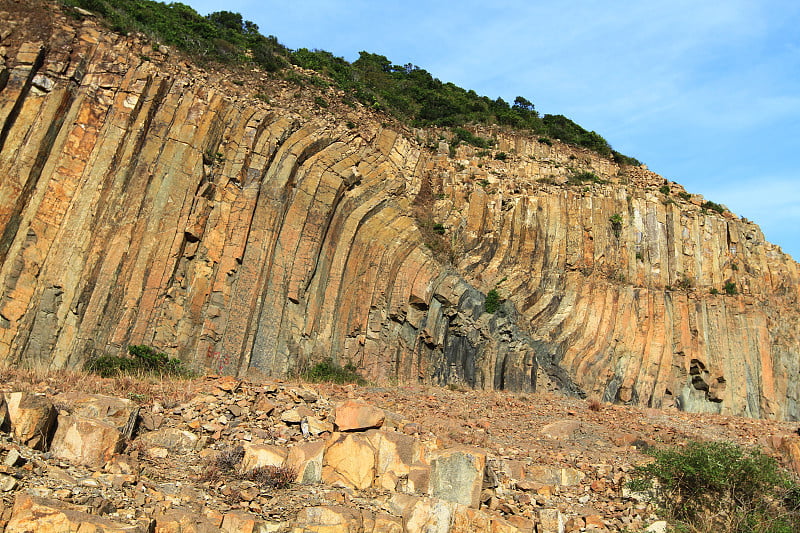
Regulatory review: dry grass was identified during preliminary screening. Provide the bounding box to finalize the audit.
[0,364,201,407]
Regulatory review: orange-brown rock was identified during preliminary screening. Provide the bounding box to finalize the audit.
[6,494,147,532]
[333,400,385,431]
[1,0,800,421]
[3,392,56,450]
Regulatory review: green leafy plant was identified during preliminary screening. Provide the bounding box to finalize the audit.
[302,359,366,385]
[85,345,192,378]
[628,441,800,533]
[710,288,720,295]
[567,170,607,185]
[494,151,508,161]
[702,200,726,214]
[432,223,446,235]
[484,289,501,314]
[678,191,692,201]
[659,184,671,195]
[609,213,623,237]
[724,281,738,295]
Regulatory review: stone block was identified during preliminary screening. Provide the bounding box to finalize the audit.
[137,428,198,454]
[286,440,324,484]
[154,509,221,532]
[6,494,147,532]
[332,400,384,431]
[53,392,139,439]
[538,508,565,533]
[50,414,124,467]
[429,447,486,508]
[525,465,585,486]
[388,493,453,533]
[242,443,288,471]
[322,432,376,489]
[539,420,581,440]
[293,506,363,533]
[3,392,57,450]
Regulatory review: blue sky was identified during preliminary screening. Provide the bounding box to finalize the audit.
[184,0,800,260]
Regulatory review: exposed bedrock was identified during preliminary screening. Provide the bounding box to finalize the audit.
[1,2,799,419]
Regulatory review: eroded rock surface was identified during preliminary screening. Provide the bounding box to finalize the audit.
[0,1,799,419]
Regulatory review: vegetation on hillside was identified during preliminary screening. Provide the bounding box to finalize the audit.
[61,0,640,164]
[629,441,800,533]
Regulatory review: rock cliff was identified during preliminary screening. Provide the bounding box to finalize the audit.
[1,1,799,419]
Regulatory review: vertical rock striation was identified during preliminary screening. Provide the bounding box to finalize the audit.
[1,1,798,419]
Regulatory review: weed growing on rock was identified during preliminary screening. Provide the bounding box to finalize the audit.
[724,281,738,295]
[302,359,366,385]
[245,465,297,489]
[628,441,800,533]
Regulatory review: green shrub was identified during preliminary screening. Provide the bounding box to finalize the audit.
[85,345,192,378]
[609,213,623,237]
[567,170,606,185]
[302,359,366,385]
[629,441,800,533]
[64,1,639,162]
[537,137,553,146]
[702,200,726,214]
[494,152,508,161]
[432,223,445,235]
[659,184,671,195]
[313,96,328,108]
[710,287,720,295]
[724,281,738,295]
[484,289,501,314]
[678,191,692,201]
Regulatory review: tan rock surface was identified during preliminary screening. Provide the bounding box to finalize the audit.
[0,0,799,443]
[6,494,147,532]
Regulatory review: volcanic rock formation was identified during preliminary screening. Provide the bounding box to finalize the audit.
[1,1,799,419]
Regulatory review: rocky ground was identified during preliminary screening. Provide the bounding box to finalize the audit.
[0,369,799,532]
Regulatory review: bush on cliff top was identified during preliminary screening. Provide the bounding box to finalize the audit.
[61,0,639,162]
[628,440,800,533]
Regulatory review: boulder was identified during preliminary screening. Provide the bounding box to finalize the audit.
[539,420,581,440]
[137,428,198,454]
[388,493,453,533]
[286,440,325,484]
[6,494,148,532]
[154,509,221,532]
[241,443,288,471]
[53,392,139,439]
[293,506,364,533]
[451,506,522,533]
[525,465,585,486]
[3,392,57,450]
[50,414,124,467]
[538,508,565,533]
[0,396,9,432]
[322,432,376,489]
[332,400,384,431]
[429,447,486,508]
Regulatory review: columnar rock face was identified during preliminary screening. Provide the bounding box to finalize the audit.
[1,1,799,419]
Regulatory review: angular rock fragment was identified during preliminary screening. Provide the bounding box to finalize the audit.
[332,400,384,431]
[429,447,486,508]
[6,494,148,532]
[50,415,125,467]
[3,392,57,450]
